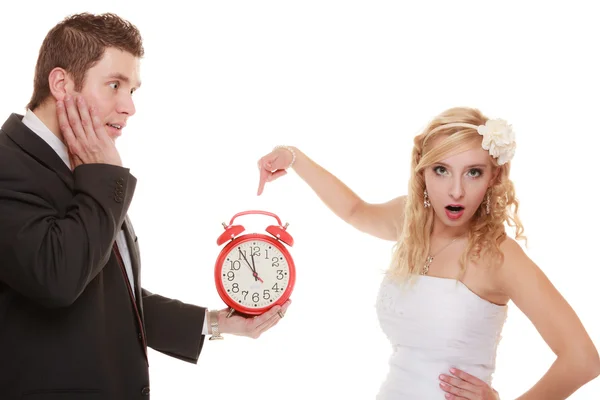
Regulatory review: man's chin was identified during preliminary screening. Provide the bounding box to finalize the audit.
[106,124,123,139]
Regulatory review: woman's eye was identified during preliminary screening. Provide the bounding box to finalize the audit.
[433,166,447,175]
[109,82,119,90]
[467,169,482,177]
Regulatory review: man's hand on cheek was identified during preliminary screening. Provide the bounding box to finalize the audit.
[56,95,122,168]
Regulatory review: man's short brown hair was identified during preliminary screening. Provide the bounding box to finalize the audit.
[27,13,144,111]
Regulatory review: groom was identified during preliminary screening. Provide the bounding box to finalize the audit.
[0,12,290,399]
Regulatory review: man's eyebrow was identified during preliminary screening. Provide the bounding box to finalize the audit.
[107,73,141,88]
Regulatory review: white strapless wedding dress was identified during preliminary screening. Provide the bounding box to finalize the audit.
[375,275,508,399]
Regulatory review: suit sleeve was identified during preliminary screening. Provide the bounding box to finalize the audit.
[142,288,207,363]
[0,160,135,308]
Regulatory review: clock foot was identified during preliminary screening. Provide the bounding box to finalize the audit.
[226,308,235,318]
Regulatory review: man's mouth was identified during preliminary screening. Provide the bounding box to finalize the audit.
[107,123,122,130]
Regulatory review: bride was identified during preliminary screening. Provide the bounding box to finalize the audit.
[255,107,600,399]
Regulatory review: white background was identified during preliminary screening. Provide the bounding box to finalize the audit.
[2,1,599,399]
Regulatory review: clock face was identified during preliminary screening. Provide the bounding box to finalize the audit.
[218,237,293,311]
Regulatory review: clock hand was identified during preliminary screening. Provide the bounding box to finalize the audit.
[238,249,256,279]
[238,249,263,283]
[250,253,264,283]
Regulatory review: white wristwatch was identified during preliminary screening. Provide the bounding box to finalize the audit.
[208,310,224,340]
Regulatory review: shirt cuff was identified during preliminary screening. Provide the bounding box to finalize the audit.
[202,309,208,335]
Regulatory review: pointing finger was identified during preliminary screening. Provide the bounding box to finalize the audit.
[257,165,270,196]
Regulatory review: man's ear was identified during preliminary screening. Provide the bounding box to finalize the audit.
[48,67,74,101]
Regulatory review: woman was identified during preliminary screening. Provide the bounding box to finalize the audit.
[255,107,599,399]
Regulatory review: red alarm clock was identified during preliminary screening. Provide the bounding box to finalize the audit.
[215,210,295,317]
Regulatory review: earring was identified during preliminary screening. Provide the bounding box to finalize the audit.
[423,189,431,208]
[485,190,491,215]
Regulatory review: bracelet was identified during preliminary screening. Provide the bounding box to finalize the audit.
[208,310,224,341]
[273,145,296,169]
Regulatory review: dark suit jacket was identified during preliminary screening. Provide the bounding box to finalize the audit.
[0,114,206,400]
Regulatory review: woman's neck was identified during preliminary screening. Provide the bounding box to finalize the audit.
[431,217,470,240]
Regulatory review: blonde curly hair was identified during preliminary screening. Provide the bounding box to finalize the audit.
[388,107,526,284]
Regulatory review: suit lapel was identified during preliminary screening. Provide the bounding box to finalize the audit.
[122,216,145,325]
[1,113,74,191]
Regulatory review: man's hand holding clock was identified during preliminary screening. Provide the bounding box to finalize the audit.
[208,299,291,340]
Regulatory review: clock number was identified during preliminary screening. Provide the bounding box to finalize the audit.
[227,271,235,281]
[237,249,246,261]
[242,290,248,300]
[263,289,270,300]
[272,283,280,292]
[232,283,239,293]
[272,257,279,267]
[229,260,241,270]
[252,292,259,303]
[265,249,269,259]
[251,246,260,257]
[276,270,284,280]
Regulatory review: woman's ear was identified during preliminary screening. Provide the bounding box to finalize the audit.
[48,67,73,101]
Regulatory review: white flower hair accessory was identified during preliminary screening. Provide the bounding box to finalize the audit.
[477,119,516,165]
[426,118,516,165]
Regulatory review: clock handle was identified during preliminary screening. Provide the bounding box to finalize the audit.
[228,210,284,227]
[219,210,293,246]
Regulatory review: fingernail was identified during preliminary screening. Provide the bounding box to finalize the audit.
[450,368,457,373]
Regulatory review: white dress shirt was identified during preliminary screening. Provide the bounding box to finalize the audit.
[21,110,209,334]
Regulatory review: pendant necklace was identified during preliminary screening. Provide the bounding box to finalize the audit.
[421,235,465,275]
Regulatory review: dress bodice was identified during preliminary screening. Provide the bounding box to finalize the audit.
[375,275,508,399]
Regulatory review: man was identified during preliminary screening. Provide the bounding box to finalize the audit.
[0,12,290,399]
